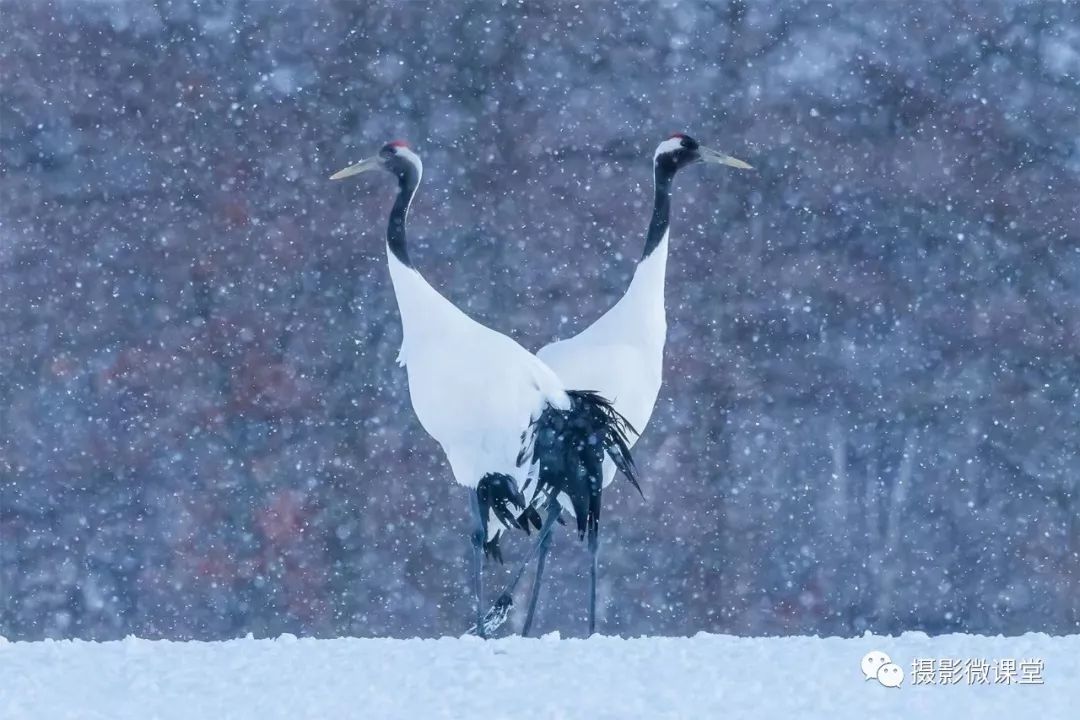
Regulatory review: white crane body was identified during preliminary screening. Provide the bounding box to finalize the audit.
[388,249,569,497]
[489,135,749,636]
[331,141,638,638]
[537,232,670,489]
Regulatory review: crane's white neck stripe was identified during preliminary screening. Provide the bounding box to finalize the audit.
[394,146,423,178]
[654,137,684,160]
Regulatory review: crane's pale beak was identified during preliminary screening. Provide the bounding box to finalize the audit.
[700,146,753,170]
[329,156,380,180]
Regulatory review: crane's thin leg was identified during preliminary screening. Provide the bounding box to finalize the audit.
[521,500,562,637]
[469,491,486,639]
[471,499,562,636]
[587,520,600,637]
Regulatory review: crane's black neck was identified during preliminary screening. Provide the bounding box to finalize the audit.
[641,164,676,260]
[387,164,420,268]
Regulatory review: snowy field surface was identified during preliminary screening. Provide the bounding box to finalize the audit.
[2,632,1078,719]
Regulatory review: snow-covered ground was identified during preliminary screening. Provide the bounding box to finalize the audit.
[2,632,1077,719]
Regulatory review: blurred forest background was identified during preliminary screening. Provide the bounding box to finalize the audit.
[2,0,1080,641]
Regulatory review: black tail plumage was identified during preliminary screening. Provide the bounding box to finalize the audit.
[476,472,527,563]
[528,390,641,541]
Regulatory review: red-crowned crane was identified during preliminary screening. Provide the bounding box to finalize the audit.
[329,141,638,638]
[488,133,751,636]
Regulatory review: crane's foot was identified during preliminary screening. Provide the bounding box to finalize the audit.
[465,592,514,637]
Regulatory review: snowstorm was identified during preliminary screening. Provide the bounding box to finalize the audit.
[2,0,1079,716]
